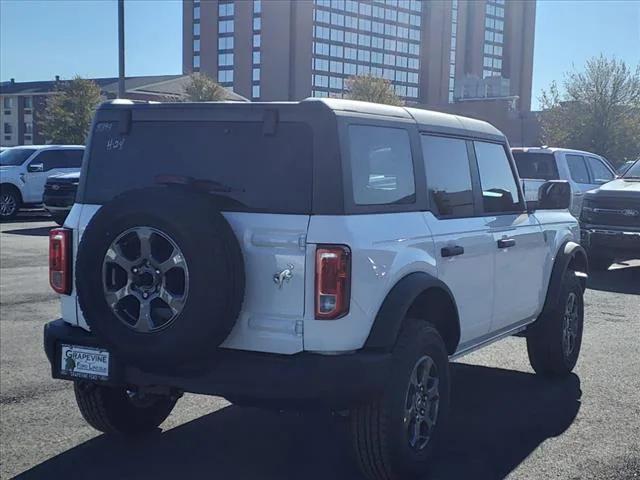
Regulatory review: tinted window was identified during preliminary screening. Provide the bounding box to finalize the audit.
[65,150,84,168]
[349,125,415,205]
[623,160,640,178]
[566,154,590,183]
[421,135,474,217]
[0,148,36,166]
[83,121,313,213]
[585,156,614,183]
[35,150,83,169]
[512,151,559,180]
[474,141,522,213]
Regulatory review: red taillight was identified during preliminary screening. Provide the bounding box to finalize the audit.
[49,228,71,295]
[315,245,351,320]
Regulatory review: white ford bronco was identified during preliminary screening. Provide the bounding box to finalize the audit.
[44,99,587,480]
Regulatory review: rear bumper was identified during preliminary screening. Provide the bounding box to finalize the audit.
[581,226,640,258]
[44,319,391,409]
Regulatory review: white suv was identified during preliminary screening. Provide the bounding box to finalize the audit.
[44,99,587,480]
[0,145,84,219]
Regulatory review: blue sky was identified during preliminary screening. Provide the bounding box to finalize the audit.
[1,0,639,110]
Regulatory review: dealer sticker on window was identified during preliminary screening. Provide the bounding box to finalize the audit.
[60,344,110,380]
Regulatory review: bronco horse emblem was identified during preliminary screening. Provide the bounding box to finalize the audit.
[273,264,294,289]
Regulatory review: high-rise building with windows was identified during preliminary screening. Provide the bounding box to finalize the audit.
[183,0,535,111]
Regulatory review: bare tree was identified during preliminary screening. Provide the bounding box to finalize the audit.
[183,73,228,101]
[344,74,404,106]
[539,55,640,165]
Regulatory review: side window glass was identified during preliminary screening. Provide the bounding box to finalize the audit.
[421,135,474,217]
[474,141,522,213]
[65,150,84,168]
[566,154,590,184]
[349,125,415,205]
[31,151,67,171]
[586,157,614,184]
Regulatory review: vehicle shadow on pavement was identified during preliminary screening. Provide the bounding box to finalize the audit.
[587,266,640,295]
[17,364,581,480]
[587,264,640,295]
[1,226,53,237]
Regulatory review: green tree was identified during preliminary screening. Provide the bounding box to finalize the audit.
[345,74,404,106]
[539,55,640,165]
[38,76,102,144]
[183,73,228,101]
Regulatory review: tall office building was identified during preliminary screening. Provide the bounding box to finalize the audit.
[183,0,535,111]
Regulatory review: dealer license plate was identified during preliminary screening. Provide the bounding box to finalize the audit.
[60,344,110,380]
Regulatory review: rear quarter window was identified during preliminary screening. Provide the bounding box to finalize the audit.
[512,151,559,180]
[81,121,313,214]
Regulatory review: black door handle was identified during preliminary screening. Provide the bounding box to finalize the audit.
[497,238,516,249]
[441,245,464,258]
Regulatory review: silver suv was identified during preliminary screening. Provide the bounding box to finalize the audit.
[44,99,587,480]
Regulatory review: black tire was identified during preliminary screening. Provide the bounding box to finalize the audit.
[76,187,245,369]
[50,212,68,226]
[527,270,584,376]
[350,319,450,480]
[0,185,21,221]
[589,255,612,272]
[74,381,177,435]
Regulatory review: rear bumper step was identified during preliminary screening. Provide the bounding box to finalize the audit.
[44,319,391,409]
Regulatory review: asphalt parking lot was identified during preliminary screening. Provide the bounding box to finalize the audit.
[1,216,638,480]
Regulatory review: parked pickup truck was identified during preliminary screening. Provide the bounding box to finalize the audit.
[581,159,640,270]
[512,147,616,218]
[0,145,84,220]
[43,171,80,225]
[44,99,588,480]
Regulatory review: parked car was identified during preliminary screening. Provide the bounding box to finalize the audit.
[44,99,587,480]
[43,171,80,225]
[618,159,636,175]
[581,159,640,270]
[512,147,616,218]
[0,145,84,220]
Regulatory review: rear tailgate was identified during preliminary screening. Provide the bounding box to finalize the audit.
[66,104,316,354]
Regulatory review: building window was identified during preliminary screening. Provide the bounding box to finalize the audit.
[448,0,458,102]
[24,122,33,134]
[219,2,234,17]
[194,5,200,20]
[218,53,234,66]
[193,22,200,36]
[218,36,233,50]
[24,96,33,109]
[483,0,505,79]
[252,85,260,99]
[193,55,200,69]
[3,97,12,110]
[311,0,422,101]
[219,20,234,34]
[193,39,200,53]
[4,123,12,134]
[218,70,234,83]
[253,34,261,48]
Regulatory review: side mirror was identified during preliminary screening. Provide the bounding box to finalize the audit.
[538,180,571,210]
[27,162,44,172]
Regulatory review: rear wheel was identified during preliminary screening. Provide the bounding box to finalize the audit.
[526,270,584,376]
[0,186,20,220]
[350,320,450,480]
[74,381,178,435]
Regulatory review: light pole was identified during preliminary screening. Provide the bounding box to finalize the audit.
[118,0,125,98]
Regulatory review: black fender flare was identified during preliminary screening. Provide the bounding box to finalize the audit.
[364,272,461,353]
[540,240,588,318]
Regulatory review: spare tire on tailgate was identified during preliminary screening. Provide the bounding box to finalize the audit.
[76,187,245,368]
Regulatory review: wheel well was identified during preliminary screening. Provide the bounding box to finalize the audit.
[0,183,23,204]
[568,250,588,291]
[406,287,460,355]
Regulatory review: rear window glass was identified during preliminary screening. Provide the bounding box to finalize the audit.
[82,121,313,213]
[348,125,415,206]
[512,151,559,180]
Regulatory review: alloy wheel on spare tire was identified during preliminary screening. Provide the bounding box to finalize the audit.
[76,187,245,369]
